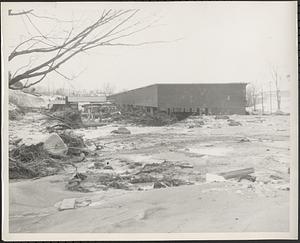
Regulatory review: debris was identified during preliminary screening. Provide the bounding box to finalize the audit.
[270,175,283,180]
[44,108,83,129]
[235,190,243,194]
[206,173,226,182]
[177,162,194,169]
[43,133,68,157]
[9,103,25,120]
[58,130,86,156]
[109,108,177,126]
[128,162,143,169]
[56,198,92,211]
[75,198,92,208]
[219,167,255,180]
[58,198,76,211]
[238,137,251,143]
[274,184,290,191]
[238,174,256,182]
[215,115,229,119]
[104,165,113,170]
[108,181,130,190]
[228,121,242,126]
[111,127,131,134]
[153,181,168,189]
[65,172,90,192]
[130,174,157,184]
[9,143,63,179]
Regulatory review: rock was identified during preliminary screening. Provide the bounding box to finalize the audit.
[239,137,251,143]
[43,133,68,157]
[206,173,226,182]
[111,127,131,134]
[58,198,76,211]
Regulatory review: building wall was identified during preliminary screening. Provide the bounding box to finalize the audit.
[109,84,158,107]
[157,83,247,114]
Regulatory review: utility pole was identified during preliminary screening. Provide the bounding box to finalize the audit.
[269,81,272,114]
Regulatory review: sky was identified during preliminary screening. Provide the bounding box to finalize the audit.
[2,1,297,93]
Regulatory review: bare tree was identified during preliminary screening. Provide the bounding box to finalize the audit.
[246,83,259,110]
[270,65,281,111]
[100,82,115,96]
[7,9,168,90]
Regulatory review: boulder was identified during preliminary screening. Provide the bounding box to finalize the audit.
[43,133,68,157]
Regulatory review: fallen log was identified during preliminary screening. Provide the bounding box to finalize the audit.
[218,167,255,179]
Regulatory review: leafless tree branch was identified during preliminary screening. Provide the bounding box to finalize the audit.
[8,8,169,89]
[8,9,33,16]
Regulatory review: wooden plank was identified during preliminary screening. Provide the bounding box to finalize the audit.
[218,167,254,179]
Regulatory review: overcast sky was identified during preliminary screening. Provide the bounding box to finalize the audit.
[2,1,297,93]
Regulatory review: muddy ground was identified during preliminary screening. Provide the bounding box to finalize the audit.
[9,113,290,233]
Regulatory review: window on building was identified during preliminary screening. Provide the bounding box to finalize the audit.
[190,108,193,113]
[227,95,231,101]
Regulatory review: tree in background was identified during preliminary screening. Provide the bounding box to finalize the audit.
[246,83,259,110]
[270,65,282,112]
[100,82,115,96]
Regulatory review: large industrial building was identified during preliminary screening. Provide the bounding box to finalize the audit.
[109,83,248,115]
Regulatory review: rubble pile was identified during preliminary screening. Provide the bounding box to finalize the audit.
[9,103,25,120]
[65,160,195,192]
[58,130,87,156]
[9,143,63,179]
[45,108,83,130]
[108,108,178,126]
[9,131,88,180]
